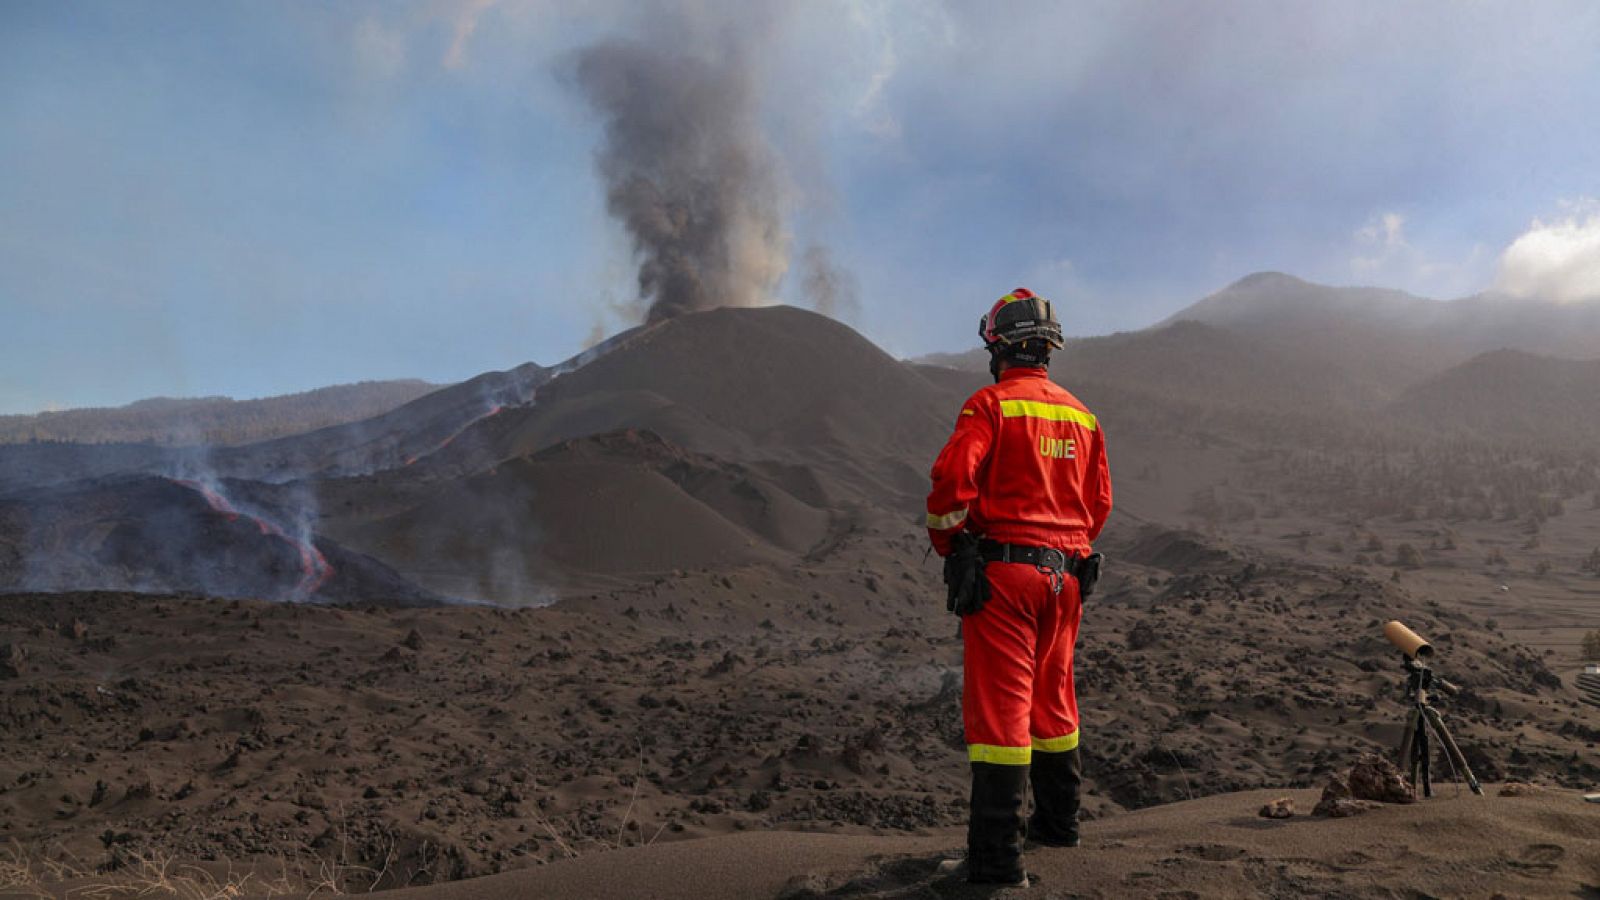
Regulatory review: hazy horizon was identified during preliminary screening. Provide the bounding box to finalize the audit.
[7,1,1600,414]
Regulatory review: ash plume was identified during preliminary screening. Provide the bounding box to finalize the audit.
[572,20,789,324]
[799,244,860,323]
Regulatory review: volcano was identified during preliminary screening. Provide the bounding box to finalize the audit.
[0,306,968,604]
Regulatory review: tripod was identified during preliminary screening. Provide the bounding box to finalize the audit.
[1397,655,1483,797]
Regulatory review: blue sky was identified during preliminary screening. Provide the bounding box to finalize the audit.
[4,1,1600,414]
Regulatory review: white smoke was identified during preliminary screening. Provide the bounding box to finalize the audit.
[1495,206,1600,304]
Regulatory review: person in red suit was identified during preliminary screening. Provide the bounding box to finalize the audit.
[927,288,1114,885]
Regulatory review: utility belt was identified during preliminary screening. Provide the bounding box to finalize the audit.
[945,534,1106,617]
[978,540,1103,598]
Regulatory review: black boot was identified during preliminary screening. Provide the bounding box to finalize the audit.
[967,762,1029,885]
[1027,747,1082,848]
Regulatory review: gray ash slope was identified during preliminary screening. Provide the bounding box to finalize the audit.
[313,306,967,597]
[1,306,966,603]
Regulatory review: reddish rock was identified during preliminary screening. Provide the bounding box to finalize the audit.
[1348,753,1415,804]
[1258,797,1295,818]
[1315,754,1417,816]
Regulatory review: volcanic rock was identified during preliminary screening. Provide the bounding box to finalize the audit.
[1126,621,1158,651]
[1258,797,1295,818]
[1348,753,1415,804]
[1315,754,1416,816]
[0,643,24,678]
[1313,774,1380,819]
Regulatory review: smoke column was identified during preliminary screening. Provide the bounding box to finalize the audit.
[799,244,860,323]
[572,18,789,323]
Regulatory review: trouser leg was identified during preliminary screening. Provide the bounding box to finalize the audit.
[967,762,1029,884]
[1028,746,1082,846]
[1029,574,1083,845]
[960,564,1037,882]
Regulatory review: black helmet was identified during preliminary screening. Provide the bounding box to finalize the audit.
[979,288,1064,363]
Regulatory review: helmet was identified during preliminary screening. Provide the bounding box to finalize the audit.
[979,288,1064,352]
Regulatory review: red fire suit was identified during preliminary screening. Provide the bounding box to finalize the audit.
[927,366,1112,766]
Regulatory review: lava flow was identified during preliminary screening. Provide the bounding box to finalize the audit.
[404,403,506,467]
[171,478,335,598]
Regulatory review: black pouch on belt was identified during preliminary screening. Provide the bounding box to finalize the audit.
[1075,552,1104,598]
[943,532,991,616]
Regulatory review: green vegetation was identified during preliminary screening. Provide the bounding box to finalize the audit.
[1582,629,1600,661]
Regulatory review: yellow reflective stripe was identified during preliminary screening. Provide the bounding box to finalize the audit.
[998,399,1098,431]
[926,508,969,530]
[968,744,1031,765]
[1031,730,1080,753]
[960,408,975,417]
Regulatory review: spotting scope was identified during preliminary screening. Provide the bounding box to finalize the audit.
[1384,620,1433,659]
[1384,620,1483,797]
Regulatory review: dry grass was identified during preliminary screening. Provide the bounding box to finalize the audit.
[0,840,349,899]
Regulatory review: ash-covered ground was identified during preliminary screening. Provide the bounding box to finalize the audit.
[3,521,1592,892]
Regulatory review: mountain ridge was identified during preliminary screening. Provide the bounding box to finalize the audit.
[0,379,441,447]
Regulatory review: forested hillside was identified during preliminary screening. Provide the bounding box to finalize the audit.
[0,379,440,446]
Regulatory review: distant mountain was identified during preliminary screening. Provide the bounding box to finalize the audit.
[1387,348,1600,442]
[914,319,1372,411]
[1163,272,1600,394]
[0,364,549,493]
[0,380,440,447]
[210,361,550,479]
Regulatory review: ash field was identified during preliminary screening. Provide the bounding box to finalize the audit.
[4,277,1600,897]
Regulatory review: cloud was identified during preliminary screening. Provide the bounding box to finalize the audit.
[1350,211,1410,273]
[352,16,407,80]
[444,0,502,70]
[1495,203,1600,303]
[1343,211,1489,299]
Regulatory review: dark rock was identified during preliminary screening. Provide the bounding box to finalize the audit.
[1258,797,1294,818]
[403,629,425,650]
[0,643,24,678]
[1126,622,1158,652]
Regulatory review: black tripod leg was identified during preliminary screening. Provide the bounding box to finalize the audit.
[1422,706,1484,796]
